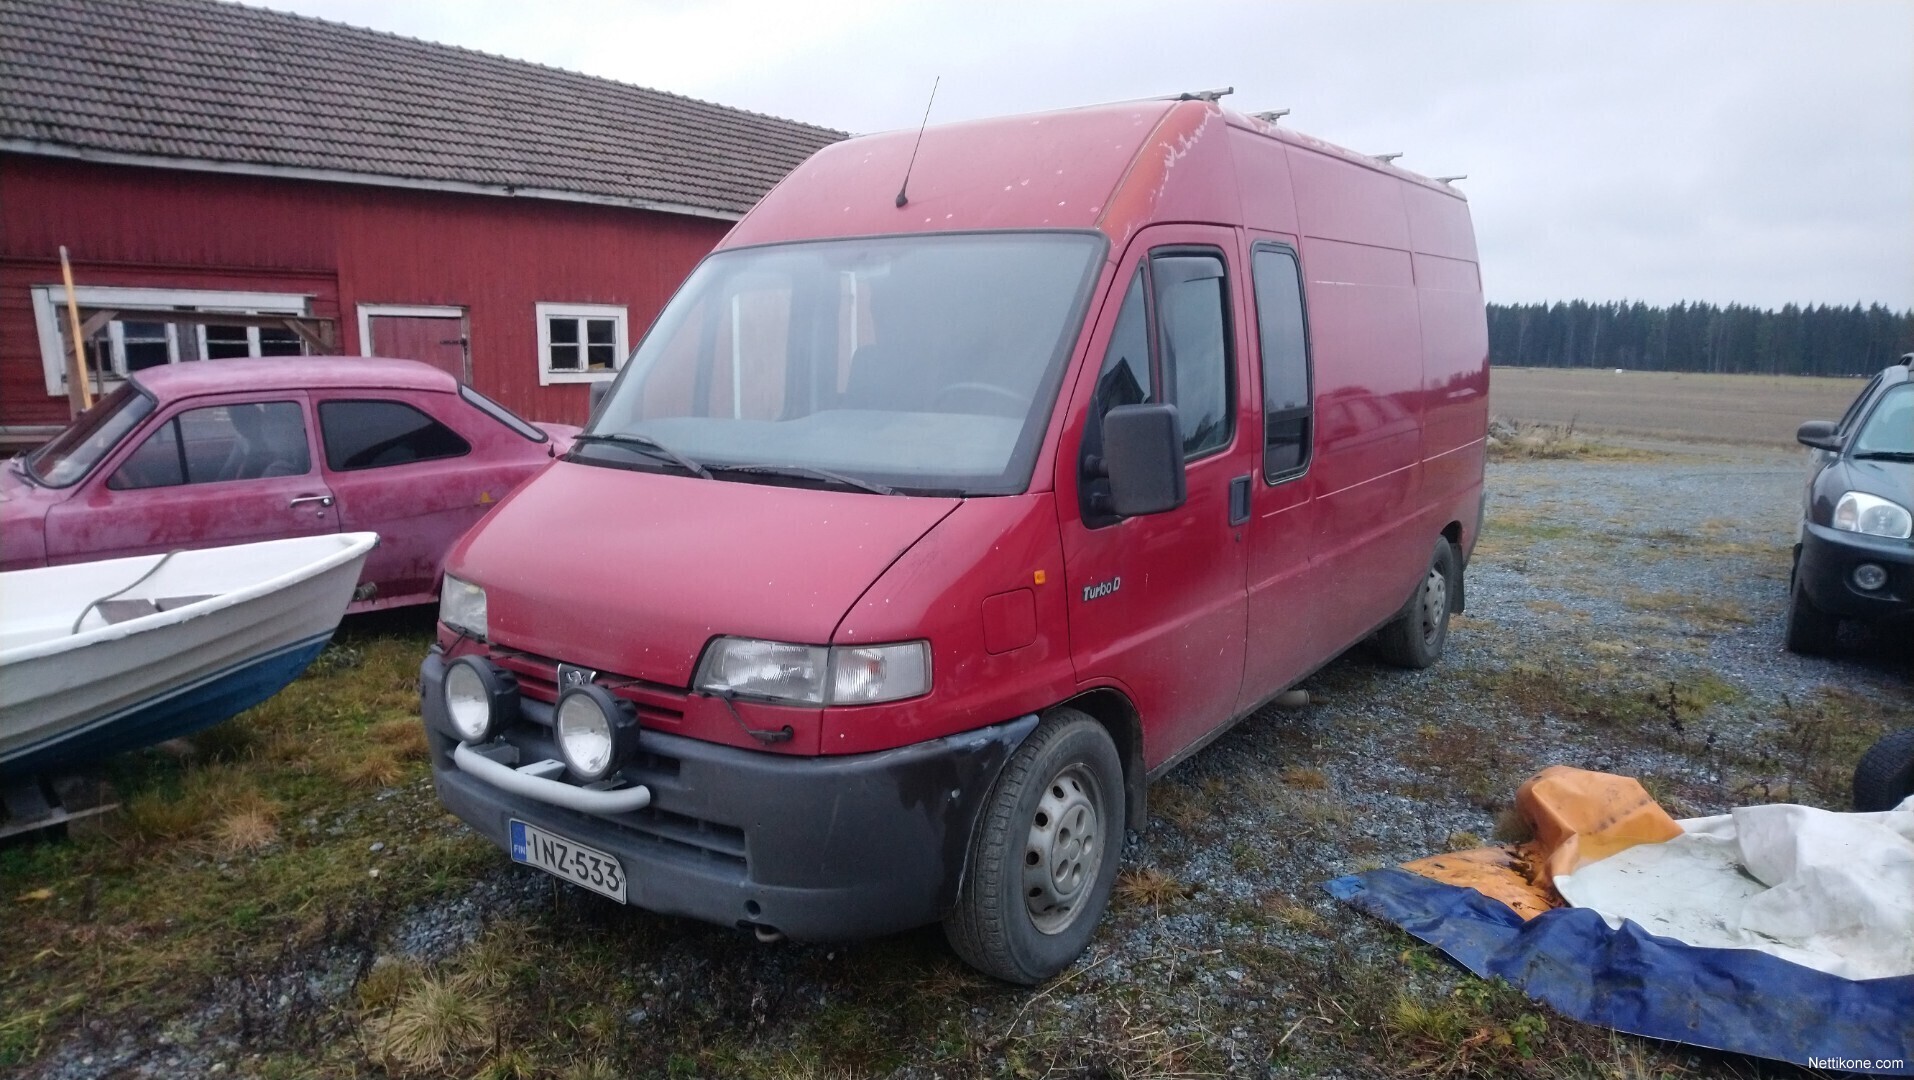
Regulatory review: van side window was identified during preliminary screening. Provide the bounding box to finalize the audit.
[1151,252,1232,459]
[1096,270,1153,416]
[1078,269,1152,524]
[1251,246,1312,481]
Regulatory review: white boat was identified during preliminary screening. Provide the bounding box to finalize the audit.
[0,532,378,776]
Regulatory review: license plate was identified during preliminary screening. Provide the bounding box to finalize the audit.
[510,820,627,903]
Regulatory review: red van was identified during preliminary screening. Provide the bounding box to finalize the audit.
[420,96,1488,983]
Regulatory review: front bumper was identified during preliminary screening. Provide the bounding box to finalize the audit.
[421,649,1035,940]
[1796,522,1914,623]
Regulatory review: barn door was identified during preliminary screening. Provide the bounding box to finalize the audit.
[359,305,468,381]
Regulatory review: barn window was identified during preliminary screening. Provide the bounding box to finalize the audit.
[536,302,629,385]
[29,285,312,396]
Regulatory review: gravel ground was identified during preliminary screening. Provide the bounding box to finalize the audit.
[20,441,1911,1079]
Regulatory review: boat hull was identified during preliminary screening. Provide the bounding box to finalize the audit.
[0,533,377,776]
[3,632,331,776]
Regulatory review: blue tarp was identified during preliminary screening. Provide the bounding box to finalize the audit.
[1325,868,1914,1075]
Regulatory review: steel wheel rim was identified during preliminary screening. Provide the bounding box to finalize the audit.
[1021,763,1105,935]
[1417,565,1447,646]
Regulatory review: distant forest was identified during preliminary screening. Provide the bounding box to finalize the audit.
[1486,301,1914,376]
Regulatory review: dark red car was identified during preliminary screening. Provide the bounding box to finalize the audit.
[1,358,575,611]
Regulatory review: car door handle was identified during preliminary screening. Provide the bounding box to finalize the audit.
[1228,474,1252,526]
[289,494,334,508]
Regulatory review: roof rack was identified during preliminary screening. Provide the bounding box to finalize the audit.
[1177,87,1235,102]
[1253,109,1291,123]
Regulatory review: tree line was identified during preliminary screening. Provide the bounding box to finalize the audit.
[1486,300,1914,376]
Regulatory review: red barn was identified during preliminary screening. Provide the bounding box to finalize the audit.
[0,0,843,446]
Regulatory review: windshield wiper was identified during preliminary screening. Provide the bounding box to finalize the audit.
[570,432,711,479]
[1851,451,1914,462]
[709,463,896,497]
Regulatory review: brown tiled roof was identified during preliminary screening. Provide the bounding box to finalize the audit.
[0,0,845,218]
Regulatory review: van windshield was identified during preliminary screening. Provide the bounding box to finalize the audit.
[584,232,1104,495]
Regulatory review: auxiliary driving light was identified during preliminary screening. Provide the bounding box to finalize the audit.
[443,656,519,743]
[554,684,640,783]
[1852,563,1889,592]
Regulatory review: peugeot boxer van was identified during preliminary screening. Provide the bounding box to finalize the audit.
[420,96,1489,983]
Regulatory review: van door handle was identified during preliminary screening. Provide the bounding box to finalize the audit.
[289,494,334,508]
[1228,474,1252,526]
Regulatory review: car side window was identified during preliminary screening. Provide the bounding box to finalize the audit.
[1151,252,1233,459]
[1252,246,1313,481]
[1836,374,1884,437]
[319,400,471,472]
[108,402,310,490]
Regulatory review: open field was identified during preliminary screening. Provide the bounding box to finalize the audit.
[4,440,1909,1079]
[1488,367,1866,446]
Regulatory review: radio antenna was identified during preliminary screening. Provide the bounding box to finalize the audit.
[895,75,940,208]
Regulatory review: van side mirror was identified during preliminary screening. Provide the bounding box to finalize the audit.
[1796,420,1841,452]
[588,380,612,423]
[1103,404,1187,516]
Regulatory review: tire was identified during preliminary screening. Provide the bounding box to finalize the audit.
[1373,538,1457,669]
[943,708,1125,985]
[1853,729,1914,812]
[1783,572,1839,656]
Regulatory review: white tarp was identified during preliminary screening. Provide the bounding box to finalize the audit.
[1555,796,1914,981]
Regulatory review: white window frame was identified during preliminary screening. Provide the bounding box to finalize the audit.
[536,302,629,385]
[356,303,466,358]
[30,285,310,396]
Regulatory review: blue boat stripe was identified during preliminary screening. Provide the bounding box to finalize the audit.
[2,630,337,772]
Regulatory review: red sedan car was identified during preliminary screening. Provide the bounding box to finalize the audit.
[1,358,576,612]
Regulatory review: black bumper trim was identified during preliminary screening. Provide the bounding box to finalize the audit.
[421,649,1037,940]
[1796,523,1914,622]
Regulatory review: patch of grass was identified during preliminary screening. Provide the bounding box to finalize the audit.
[1113,867,1189,917]
[0,625,488,1071]
[1487,417,1654,462]
[1148,782,1207,832]
[1731,687,1905,808]
[373,976,493,1073]
[1472,662,1741,747]
[1260,892,1329,934]
[1281,765,1330,790]
[206,793,280,855]
[357,956,425,1011]
[1622,589,1752,632]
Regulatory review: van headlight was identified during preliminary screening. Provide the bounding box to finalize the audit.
[554,684,639,782]
[694,638,931,705]
[440,574,488,639]
[442,656,518,743]
[1833,492,1912,539]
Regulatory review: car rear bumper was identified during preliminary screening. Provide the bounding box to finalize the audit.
[421,649,1035,940]
[1797,522,1914,623]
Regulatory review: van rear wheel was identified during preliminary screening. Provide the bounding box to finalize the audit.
[944,708,1124,985]
[1373,538,1457,669]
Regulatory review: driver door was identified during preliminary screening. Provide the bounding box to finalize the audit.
[1056,225,1254,768]
[44,392,339,564]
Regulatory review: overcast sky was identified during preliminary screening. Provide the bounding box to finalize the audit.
[252,0,1913,311]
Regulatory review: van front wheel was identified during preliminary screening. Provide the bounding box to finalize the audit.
[1374,538,1457,669]
[944,709,1125,985]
